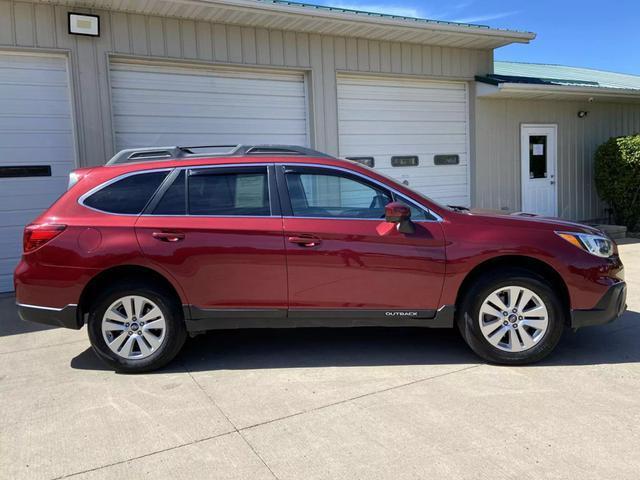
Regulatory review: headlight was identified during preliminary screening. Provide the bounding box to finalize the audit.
[556,231,614,258]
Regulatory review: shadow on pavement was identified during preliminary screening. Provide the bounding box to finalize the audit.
[0,295,58,337]
[70,310,640,372]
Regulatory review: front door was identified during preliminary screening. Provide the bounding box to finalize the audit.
[521,124,557,217]
[278,165,446,320]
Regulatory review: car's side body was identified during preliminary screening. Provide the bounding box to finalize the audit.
[15,153,626,338]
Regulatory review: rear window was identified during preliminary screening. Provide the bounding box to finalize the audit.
[83,171,168,214]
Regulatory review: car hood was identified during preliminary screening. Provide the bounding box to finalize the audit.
[463,208,602,234]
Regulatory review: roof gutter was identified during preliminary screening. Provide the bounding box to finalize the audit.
[492,82,640,99]
[175,0,536,43]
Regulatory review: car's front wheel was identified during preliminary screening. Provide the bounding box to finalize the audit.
[457,269,565,365]
[87,282,186,373]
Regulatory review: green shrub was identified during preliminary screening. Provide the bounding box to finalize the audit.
[594,134,640,230]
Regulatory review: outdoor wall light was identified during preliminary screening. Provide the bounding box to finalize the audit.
[68,13,100,37]
[577,110,589,118]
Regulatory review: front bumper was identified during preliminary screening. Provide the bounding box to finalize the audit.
[17,303,81,330]
[570,282,627,329]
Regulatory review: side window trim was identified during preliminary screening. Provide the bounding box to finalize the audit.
[143,168,182,214]
[140,164,281,217]
[276,163,438,222]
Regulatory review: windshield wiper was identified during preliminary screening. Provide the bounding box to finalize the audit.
[448,205,470,212]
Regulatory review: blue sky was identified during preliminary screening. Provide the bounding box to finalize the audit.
[313,0,640,75]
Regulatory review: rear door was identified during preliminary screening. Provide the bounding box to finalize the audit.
[277,164,446,320]
[135,164,288,321]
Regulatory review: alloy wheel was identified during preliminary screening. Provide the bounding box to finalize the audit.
[478,286,549,353]
[101,295,167,360]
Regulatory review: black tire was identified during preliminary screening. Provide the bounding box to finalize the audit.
[457,268,565,365]
[87,281,187,373]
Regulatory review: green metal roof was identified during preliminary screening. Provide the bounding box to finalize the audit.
[491,61,640,91]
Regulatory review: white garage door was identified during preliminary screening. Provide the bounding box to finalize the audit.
[0,52,76,292]
[337,75,469,207]
[110,61,309,151]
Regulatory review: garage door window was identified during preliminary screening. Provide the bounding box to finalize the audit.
[82,171,168,214]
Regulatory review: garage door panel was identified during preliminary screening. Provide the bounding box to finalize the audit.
[115,133,309,151]
[115,117,308,135]
[0,175,69,198]
[339,109,467,123]
[113,102,307,120]
[0,148,75,164]
[339,122,467,135]
[338,86,465,102]
[338,75,469,207]
[0,209,48,228]
[111,61,309,152]
[0,116,73,132]
[0,98,72,116]
[0,132,74,148]
[0,53,76,292]
[112,79,304,98]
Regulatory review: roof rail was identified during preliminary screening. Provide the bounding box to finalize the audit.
[106,144,334,165]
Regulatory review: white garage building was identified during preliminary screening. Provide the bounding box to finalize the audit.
[1,0,640,292]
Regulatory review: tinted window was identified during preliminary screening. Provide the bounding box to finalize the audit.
[188,169,270,216]
[286,170,392,218]
[153,171,186,215]
[83,171,167,214]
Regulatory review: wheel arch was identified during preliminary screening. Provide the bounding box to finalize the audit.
[77,265,186,327]
[455,255,571,325]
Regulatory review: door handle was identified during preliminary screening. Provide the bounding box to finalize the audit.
[288,236,322,247]
[152,231,185,242]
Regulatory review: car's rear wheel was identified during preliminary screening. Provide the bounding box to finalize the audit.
[457,269,564,365]
[87,282,186,373]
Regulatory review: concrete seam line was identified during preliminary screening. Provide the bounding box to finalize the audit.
[240,364,483,433]
[0,339,87,356]
[50,429,238,480]
[50,364,481,480]
[184,367,281,480]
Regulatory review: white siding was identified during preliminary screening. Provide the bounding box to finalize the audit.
[110,61,309,149]
[0,52,76,292]
[337,75,470,206]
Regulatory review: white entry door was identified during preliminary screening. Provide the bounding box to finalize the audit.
[521,124,557,217]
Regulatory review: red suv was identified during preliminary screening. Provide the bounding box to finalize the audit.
[15,145,626,372]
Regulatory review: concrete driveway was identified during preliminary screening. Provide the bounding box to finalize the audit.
[1,240,639,480]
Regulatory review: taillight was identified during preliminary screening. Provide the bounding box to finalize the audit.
[23,224,66,253]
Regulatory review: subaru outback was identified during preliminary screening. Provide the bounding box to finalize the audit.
[15,145,626,372]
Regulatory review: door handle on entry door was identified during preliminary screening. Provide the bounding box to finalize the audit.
[288,236,322,247]
[152,231,185,242]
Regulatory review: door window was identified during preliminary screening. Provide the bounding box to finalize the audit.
[285,170,392,218]
[529,135,547,179]
[187,168,270,216]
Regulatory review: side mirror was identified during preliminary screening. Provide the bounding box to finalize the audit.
[385,202,414,234]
